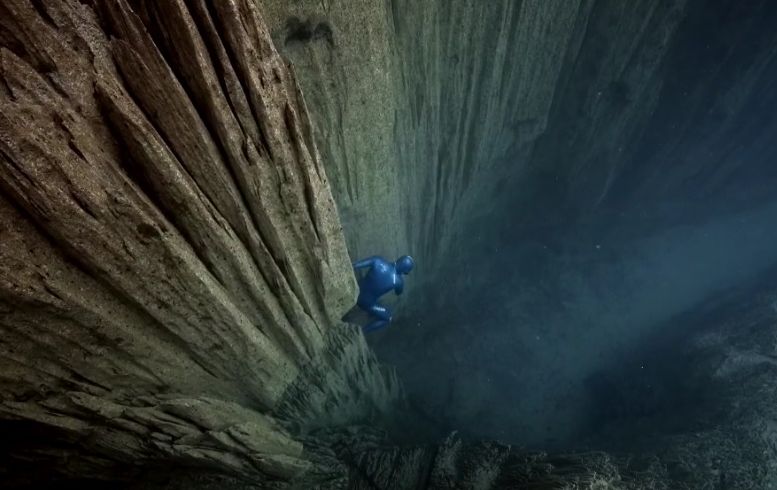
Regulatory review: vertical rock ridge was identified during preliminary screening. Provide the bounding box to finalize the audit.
[0,0,398,484]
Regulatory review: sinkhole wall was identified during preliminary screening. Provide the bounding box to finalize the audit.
[0,0,400,486]
[257,0,777,449]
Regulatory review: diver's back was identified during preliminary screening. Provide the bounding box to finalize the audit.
[359,258,395,299]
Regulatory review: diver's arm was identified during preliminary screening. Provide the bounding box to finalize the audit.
[353,256,379,270]
[394,275,404,295]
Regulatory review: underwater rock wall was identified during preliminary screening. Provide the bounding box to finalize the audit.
[251,0,691,448]
[264,0,777,256]
[257,0,777,452]
[255,0,692,301]
[3,0,777,487]
[0,0,399,485]
[256,0,404,268]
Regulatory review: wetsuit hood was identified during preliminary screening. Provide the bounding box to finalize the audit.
[396,255,414,274]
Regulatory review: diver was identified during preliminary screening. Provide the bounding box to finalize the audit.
[352,255,414,333]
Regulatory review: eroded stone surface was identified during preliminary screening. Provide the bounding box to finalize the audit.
[4,1,777,489]
[0,0,398,485]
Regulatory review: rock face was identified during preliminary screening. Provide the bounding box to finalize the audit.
[259,0,777,269]
[4,0,777,488]
[0,0,399,486]
[256,0,777,451]
[258,0,580,289]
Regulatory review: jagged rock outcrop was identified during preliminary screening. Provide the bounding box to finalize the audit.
[326,429,624,490]
[0,0,399,486]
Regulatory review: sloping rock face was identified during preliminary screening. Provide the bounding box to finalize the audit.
[259,0,777,278]
[258,0,585,292]
[0,0,399,486]
[256,0,777,448]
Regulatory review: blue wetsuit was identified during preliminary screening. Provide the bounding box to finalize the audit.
[353,255,414,332]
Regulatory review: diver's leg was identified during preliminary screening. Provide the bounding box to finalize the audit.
[363,304,391,333]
